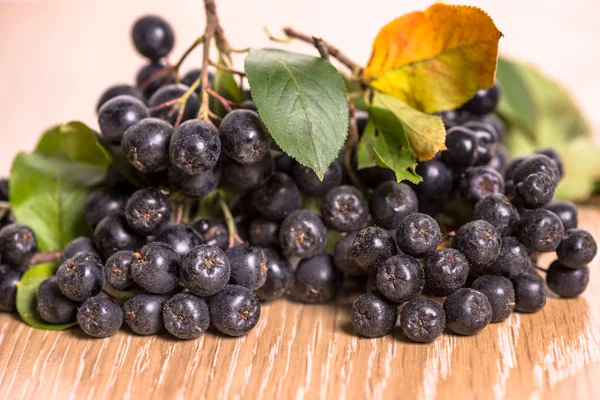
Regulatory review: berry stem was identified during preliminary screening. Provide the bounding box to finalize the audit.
[217,194,243,248]
[28,250,62,266]
[209,60,246,76]
[172,36,205,78]
[206,87,235,112]
[198,0,220,122]
[311,36,330,61]
[263,26,294,44]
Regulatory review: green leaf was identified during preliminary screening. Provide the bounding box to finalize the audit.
[98,141,146,188]
[245,48,349,179]
[16,263,77,330]
[210,55,246,117]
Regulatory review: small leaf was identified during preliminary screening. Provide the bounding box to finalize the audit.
[245,48,349,179]
[210,55,246,117]
[16,263,77,331]
[363,4,502,113]
[372,92,446,161]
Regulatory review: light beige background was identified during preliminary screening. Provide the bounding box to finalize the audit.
[1,0,599,175]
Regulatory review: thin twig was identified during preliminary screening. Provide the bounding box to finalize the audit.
[206,87,235,112]
[28,251,62,266]
[312,36,330,61]
[139,66,173,90]
[217,195,243,248]
[174,205,183,224]
[209,60,246,76]
[208,110,223,121]
[198,0,220,121]
[173,36,205,75]
[263,26,293,43]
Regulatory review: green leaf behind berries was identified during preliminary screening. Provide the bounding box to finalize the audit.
[245,48,349,179]
[210,54,246,117]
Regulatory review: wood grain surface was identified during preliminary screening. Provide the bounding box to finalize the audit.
[0,208,599,400]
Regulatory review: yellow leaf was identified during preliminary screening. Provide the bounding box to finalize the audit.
[372,92,446,161]
[363,4,502,114]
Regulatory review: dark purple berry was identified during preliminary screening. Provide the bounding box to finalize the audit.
[163,293,210,339]
[370,181,418,230]
[56,252,104,302]
[424,248,469,296]
[219,109,271,164]
[443,288,492,336]
[130,242,180,294]
[122,118,173,173]
[279,210,327,259]
[321,185,368,232]
[124,293,169,335]
[376,254,425,303]
[294,254,343,304]
[400,297,445,343]
[104,250,136,291]
[471,275,515,322]
[37,277,79,324]
[181,244,231,296]
[351,293,398,338]
[556,229,597,268]
[351,226,397,270]
[254,248,294,301]
[209,285,261,336]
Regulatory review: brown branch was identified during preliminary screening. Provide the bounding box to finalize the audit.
[282,27,361,74]
[206,88,235,112]
[311,36,330,61]
[28,251,62,266]
[198,0,220,121]
[173,36,205,76]
[209,60,246,76]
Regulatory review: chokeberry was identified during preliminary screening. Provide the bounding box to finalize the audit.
[535,148,565,179]
[60,237,100,263]
[97,84,145,112]
[370,181,418,230]
[251,173,301,221]
[36,277,79,324]
[163,292,210,339]
[180,69,214,94]
[472,194,519,236]
[181,244,231,296]
[104,250,136,291]
[169,119,220,175]
[488,144,510,174]
[94,214,145,259]
[224,155,274,190]
[0,224,38,267]
[168,163,221,197]
[350,293,398,338]
[219,109,271,164]
[125,188,172,236]
[130,242,180,294]
[463,122,497,166]
[294,254,343,303]
[460,82,500,115]
[98,95,148,145]
[471,275,515,322]
[85,189,128,229]
[193,218,228,251]
[443,288,492,336]
[124,294,169,335]
[459,166,504,203]
[400,297,445,343]
[152,224,202,258]
[504,156,526,182]
[516,209,564,252]
[279,210,327,259]
[512,273,546,313]
[376,254,425,303]
[514,173,555,209]
[226,243,267,290]
[424,248,469,296]
[484,236,529,278]
[442,126,479,169]
[249,217,280,249]
[356,166,395,190]
[321,185,368,232]
[513,154,560,184]
[333,232,365,277]
[136,61,173,99]
[292,161,342,197]
[77,296,123,338]
[556,229,597,268]
[0,264,22,312]
[351,226,397,270]
[209,285,261,336]
[546,261,589,298]
[122,117,173,173]
[274,153,295,174]
[396,213,441,258]
[452,220,502,267]
[56,252,104,302]
[254,248,294,301]
[132,15,175,61]
[149,84,200,126]
[413,160,453,204]
[544,200,578,230]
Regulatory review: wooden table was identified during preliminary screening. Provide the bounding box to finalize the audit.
[1,209,599,400]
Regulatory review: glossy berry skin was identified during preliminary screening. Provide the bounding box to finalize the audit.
[452,220,502,267]
[396,213,440,258]
[459,166,504,204]
[163,293,210,339]
[97,84,145,112]
[400,297,445,343]
[535,148,565,179]
[193,218,228,251]
[471,275,515,322]
[181,245,231,296]
[274,153,295,174]
[370,182,418,230]
[279,210,327,259]
[254,248,294,301]
[516,209,564,253]
[292,162,342,197]
[249,217,280,249]
[60,237,100,264]
[472,194,519,237]
[98,95,148,145]
[169,120,220,175]
[376,255,425,303]
[460,82,500,115]
[424,248,469,296]
[153,224,202,258]
[504,156,526,182]
[168,163,221,198]
[224,155,274,190]
[442,126,479,169]
[556,229,597,268]
[130,242,181,294]
[294,254,343,303]
[333,232,365,277]
[546,261,589,298]
[77,297,123,338]
[321,185,368,232]
[124,294,168,335]
[125,188,171,236]
[351,226,397,270]
[413,160,453,203]
[103,250,135,291]
[512,273,546,313]
[515,173,555,209]
[36,277,79,324]
[136,62,174,99]
[463,122,497,166]
[484,236,529,278]
[226,243,267,291]
[0,224,38,267]
[56,252,104,302]
[85,189,128,230]
[132,15,174,61]
[122,118,172,173]
[0,265,22,312]
[513,154,560,184]
[544,200,578,230]
[149,84,200,126]
[350,293,398,338]
[356,166,395,190]
[251,173,301,221]
[94,214,145,260]
[219,110,271,164]
[209,285,262,336]
[443,288,492,336]
[488,144,510,174]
